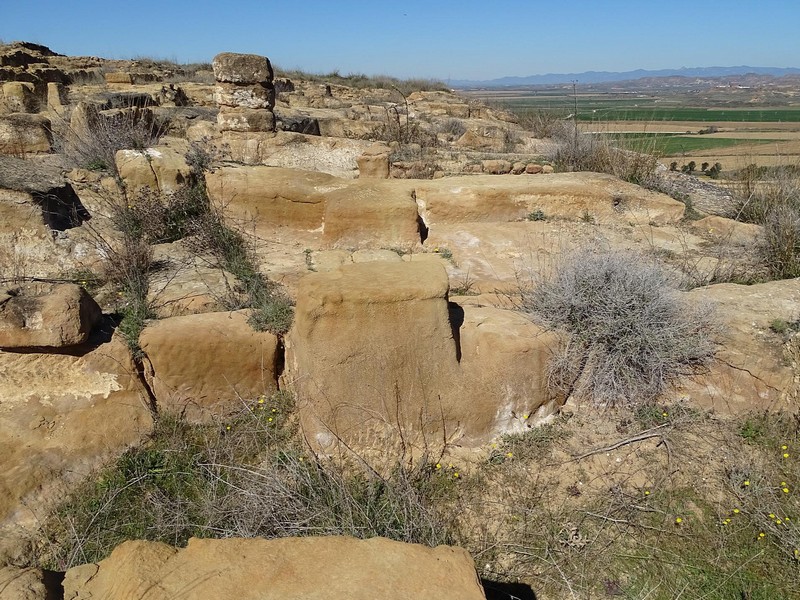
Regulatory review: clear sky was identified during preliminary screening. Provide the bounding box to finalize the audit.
[1,0,798,81]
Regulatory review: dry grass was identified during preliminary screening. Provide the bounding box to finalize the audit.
[457,406,800,599]
[39,393,457,569]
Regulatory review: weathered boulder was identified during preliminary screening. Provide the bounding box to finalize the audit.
[62,537,485,600]
[206,165,345,231]
[139,310,280,421]
[115,146,193,194]
[454,129,507,152]
[0,81,39,114]
[212,52,273,84]
[356,142,390,179]
[322,179,421,250]
[482,159,512,175]
[689,215,762,246]
[525,163,544,174]
[283,261,461,449]
[457,303,562,441]
[104,71,133,84]
[147,245,235,318]
[0,113,51,153]
[0,283,102,348]
[0,335,153,559]
[407,91,471,118]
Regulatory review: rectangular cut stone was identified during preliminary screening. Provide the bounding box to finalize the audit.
[212,52,273,84]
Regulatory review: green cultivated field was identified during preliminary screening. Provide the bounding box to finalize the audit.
[502,96,800,122]
[604,132,772,156]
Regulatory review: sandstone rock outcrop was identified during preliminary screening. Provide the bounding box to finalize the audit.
[284,261,461,449]
[206,165,344,231]
[321,179,421,250]
[0,566,50,600]
[682,278,800,413]
[458,303,561,438]
[283,261,561,450]
[0,156,92,279]
[115,145,193,194]
[357,142,390,178]
[414,172,685,227]
[61,536,486,600]
[0,113,51,154]
[0,82,39,114]
[0,334,153,559]
[0,283,102,348]
[212,53,275,133]
[140,310,280,421]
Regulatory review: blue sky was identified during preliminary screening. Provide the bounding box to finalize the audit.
[2,1,798,81]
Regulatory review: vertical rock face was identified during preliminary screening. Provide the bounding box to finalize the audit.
[0,81,39,114]
[0,335,154,560]
[139,310,280,422]
[283,261,563,451]
[0,114,52,154]
[212,52,276,133]
[284,261,462,449]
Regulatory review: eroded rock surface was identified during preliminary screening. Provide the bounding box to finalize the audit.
[0,334,153,560]
[62,536,485,600]
[140,310,279,422]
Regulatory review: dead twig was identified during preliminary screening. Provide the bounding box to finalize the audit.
[569,423,671,462]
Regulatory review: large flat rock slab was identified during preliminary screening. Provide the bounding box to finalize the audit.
[63,536,485,600]
[415,171,685,227]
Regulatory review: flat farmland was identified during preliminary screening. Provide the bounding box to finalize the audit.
[463,86,800,167]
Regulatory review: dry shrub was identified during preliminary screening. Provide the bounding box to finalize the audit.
[733,164,800,279]
[521,249,717,407]
[762,203,800,279]
[59,106,167,174]
[547,121,659,187]
[517,108,562,138]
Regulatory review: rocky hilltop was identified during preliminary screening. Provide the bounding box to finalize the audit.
[0,43,798,599]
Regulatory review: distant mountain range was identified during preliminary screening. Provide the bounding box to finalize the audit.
[450,66,800,88]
